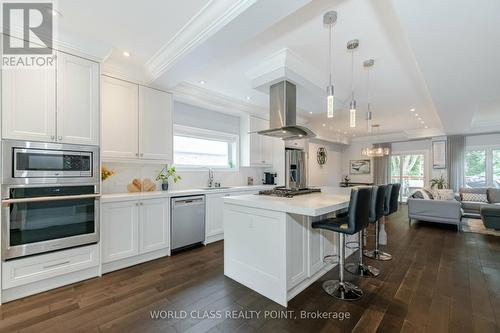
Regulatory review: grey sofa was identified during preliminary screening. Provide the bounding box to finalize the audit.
[480,205,500,230]
[408,197,462,231]
[457,187,500,217]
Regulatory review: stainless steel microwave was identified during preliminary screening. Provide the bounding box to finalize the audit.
[2,140,99,185]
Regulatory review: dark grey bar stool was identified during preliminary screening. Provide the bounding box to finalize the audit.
[312,187,372,301]
[346,185,386,277]
[364,183,400,261]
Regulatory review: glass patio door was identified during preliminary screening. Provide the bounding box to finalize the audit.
[391,153,426,202]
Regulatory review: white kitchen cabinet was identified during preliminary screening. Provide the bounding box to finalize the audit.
[138,86,173,161]
[102,198,170,268]
[101,76,139,159]
[206,190,258,244]
[2,65,56,142]
[102,76,173,162]
[286,215,308,289]
[56,52,100,145]
[241,115,273,167]
[2,52,99,145]
[102,201,139,263]
[139,198,170,254]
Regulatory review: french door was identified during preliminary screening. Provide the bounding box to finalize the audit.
[390,153,426,202]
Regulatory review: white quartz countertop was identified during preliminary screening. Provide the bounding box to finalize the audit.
[223,188,351,217]
[101,185,275,203]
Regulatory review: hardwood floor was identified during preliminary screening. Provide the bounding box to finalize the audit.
[1,205,499,333]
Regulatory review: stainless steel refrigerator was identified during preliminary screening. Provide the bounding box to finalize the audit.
[285,148,307,190]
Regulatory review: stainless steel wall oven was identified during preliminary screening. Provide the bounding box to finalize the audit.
[1,140,100,260]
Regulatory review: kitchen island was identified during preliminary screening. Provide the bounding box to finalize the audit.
[223,188,352,307]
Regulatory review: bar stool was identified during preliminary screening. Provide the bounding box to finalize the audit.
[364,184,392,261]
[312,187,372,301]
[345,185,386,277]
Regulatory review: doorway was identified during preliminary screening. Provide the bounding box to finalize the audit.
[390,153,426,202]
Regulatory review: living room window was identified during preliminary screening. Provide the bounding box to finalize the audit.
[465,147,500,188]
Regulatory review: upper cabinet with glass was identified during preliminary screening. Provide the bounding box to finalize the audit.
[2,52,99,145]
[101,75,173,163]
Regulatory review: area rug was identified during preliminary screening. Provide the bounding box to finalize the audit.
[461,218,500,236]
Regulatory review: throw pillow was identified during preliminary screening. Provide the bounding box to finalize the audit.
[435,189,455,200]
[423,188,435,199]
[461,192,488,202]
[411,190,424,199]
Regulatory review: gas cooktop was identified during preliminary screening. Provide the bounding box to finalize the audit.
[258,187,321,198]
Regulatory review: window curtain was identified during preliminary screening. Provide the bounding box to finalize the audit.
[373,143,392,185]
[446,135,465,192]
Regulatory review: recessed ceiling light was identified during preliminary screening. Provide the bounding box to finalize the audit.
[199,80,206,85]
[246,96,251,100]
[322,123,326,127]
[122,51,130,57]
[309,111,313,115]
[415,113,419,117]
[418,117,422,121]
[410,108,415,112]
[424,125,428,129]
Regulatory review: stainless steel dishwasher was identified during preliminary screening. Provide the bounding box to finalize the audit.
[171,195,205,252]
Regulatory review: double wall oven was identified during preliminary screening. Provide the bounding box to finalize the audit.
[1,140,100,260]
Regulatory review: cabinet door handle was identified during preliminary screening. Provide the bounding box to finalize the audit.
[58,136,62,141]
[140,153,144,157]
[139,202,143,206]
[135,202,139,206]
[51,135,55,140]
[43,260,70,269]
[135,153,139,157]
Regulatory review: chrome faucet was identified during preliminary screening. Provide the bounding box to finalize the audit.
[208,168,214,188]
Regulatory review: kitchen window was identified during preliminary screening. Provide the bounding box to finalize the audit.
[465,147,500,188]
[173,125,238,171]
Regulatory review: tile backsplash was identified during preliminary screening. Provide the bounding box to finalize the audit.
[101,162,268,194]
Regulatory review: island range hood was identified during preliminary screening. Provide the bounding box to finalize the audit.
[257,80,316,140]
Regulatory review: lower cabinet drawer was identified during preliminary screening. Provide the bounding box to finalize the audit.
[2,245,99,289]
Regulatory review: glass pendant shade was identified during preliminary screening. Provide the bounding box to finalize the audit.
[366,110,372,132]
[349,99,356,128]
[327,85,334,118]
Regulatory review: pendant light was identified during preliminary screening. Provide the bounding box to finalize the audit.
[361,124,390,157]
[347,39,359,128]
[324,11,337,118]
[364,59,374,133]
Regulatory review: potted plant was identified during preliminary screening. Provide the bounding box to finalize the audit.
[430,174,447,189]
[156,165,181,191]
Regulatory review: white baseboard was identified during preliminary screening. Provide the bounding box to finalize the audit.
[102,248,170,274]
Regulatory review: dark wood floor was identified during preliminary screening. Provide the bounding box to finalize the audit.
[1,206,499,333]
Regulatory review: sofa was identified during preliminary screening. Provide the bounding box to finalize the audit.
[408,189,462,231]
[457,187,500,217]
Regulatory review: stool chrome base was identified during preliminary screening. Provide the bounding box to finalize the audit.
[322,280,363,301]
[363,249,392,261]
[345,262,380,277]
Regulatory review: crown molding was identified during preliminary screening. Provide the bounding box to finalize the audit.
[349,127,446,144]
[173,81,268,118]
[246,47,326,92]
[146,0,257,83]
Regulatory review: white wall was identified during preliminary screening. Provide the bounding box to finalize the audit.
[341,142,374,183]
[307,140,343,187]
[466,133,500,147]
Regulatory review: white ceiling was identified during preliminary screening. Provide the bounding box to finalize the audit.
[48,0,500,143]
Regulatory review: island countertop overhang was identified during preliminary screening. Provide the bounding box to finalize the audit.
[223,192,350,217]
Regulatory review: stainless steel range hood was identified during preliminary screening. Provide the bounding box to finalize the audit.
[257,80,316,140]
